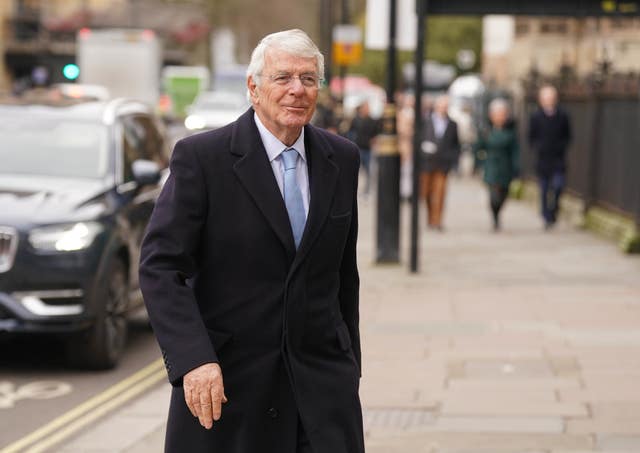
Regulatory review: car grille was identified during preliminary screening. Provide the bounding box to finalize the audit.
[0,227,18,273]
[0,306,12,320]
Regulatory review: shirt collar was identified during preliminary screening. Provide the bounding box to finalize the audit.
[254,112,306,163]
[431,112,448,122]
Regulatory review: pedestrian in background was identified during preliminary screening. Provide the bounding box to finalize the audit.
[348,100,380,196]
[397,93,415,200]
[419,95,460,231]
[475,98,519,231]
[312,89,338,133]
[139,29,363,453]
[528,84,572,230]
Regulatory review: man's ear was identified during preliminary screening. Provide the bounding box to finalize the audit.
[247,76,259,102]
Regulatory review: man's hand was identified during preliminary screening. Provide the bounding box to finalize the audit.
[183,362,228,429]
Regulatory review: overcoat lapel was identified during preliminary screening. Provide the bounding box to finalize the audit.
[442,118,454,143]
[231,109,296,258]
[424,117,436,143]
[290,125,339,274]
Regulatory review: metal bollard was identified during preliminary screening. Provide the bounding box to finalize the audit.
[375,103,401,264]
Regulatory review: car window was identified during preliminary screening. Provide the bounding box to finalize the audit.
[0,116,109,179]
[136,116,168,166]
[121,115,167,182]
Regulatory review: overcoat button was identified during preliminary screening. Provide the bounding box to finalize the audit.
[267,407,279,419]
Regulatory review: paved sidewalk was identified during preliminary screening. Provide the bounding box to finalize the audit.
[59,176,640,453]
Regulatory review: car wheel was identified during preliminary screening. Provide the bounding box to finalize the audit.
[67,259,129,369]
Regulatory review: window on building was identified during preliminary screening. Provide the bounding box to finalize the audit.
[515,22,530,36]
[610,18,638,29]
[540,21,568,34]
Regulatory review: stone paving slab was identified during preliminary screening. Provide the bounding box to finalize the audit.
[462,358,554,378]
[427,415,565,434]
[547,356,581,377]
[439,389,558,404]
[430,349,548,361]
[441,399,588,418]
[122,427,165,453]
[360,333,429,360]
[596,434,640,450]
[446,378,583,391]
[560,387,640,404]
[364,431,595,451]
[56,385,169,453]
[57,416,163,453]
[552,451,638,453]
[567,418,640,435]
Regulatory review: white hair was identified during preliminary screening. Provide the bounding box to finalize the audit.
[246,29,325,99]
[488,98,510,115]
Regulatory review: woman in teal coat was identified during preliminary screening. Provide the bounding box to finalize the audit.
[475,98,520,231]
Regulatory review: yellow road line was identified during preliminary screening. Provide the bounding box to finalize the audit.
[25,369,166,453]
[0,358,165,453]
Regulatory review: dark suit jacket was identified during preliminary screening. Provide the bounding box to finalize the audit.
[528,107,571,177]
[139,108,363,453]
[420,114,460,173]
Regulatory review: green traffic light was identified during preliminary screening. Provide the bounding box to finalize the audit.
[63,64,80,80]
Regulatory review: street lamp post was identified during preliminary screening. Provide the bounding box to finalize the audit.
[320,0,334,83]
[340,0,350,104]
[375,0,401,264]
[410,0,427,273]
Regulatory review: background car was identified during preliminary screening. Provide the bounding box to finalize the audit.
[0,93,169,369]
[184,90,249,131]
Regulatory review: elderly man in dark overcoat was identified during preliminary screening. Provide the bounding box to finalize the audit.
[139,29,364,453]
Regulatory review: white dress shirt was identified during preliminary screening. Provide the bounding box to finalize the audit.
[254,113,310,216]
[431,112,449,140]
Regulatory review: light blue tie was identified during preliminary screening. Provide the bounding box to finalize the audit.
[281,148,306,248]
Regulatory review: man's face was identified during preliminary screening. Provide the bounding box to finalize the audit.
[248,48,319,141]
[539,87,558,111]
[490,107,508,128]
[359,102,369,117]
[434,97,448,116]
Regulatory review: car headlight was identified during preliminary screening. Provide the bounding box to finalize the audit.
[29,222,104,252]
[185,114,206,130]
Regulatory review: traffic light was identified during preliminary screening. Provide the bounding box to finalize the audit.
[62,64,80,81]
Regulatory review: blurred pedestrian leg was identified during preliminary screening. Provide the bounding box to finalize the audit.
[540,171,565,228]
[420,170,448,229]
[489,183,508,231]
[359,147,372,195]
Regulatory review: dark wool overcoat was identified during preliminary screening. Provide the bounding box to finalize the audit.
[139,108,364,453]
[419,115,460,173]
[528,107,572,178]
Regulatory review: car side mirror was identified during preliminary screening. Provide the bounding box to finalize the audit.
[131,159,161,186]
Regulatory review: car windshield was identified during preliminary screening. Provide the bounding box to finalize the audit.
[0,116,109,179]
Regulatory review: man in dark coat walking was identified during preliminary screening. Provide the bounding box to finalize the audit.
[528,84,572,229]
[139,29,364,453]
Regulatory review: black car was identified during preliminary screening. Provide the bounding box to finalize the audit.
[0,97,169,369]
